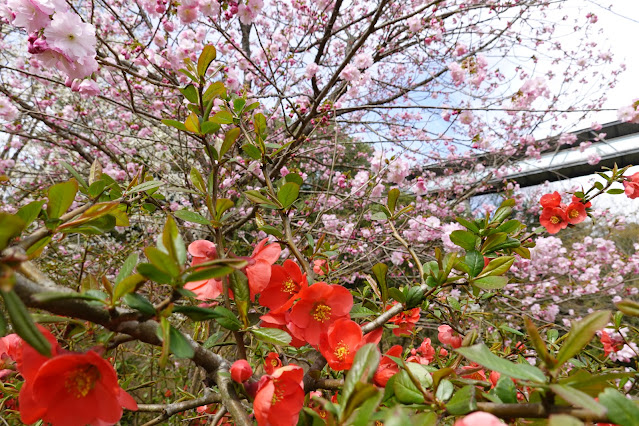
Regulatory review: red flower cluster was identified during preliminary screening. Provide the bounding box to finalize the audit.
[387,303,421,337]
[438,325,463,348]
[624,172,639,199]
[253,365,305,426]
[539,192,589,234]
[5,327,137,426]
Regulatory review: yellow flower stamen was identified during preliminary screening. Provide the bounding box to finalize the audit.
[65,364,100,398]
[312,304,331,323]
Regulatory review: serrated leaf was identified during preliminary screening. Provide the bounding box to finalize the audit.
[284,173,303,186]
[479,256,515,277]
[127,180,163,194]
[16,200,45,229]
[556,310,611,368]
[210,110,233,124]
[190,167,207,193]
[203,81,227,102]
[242,143,262,160]
[465,250,484,278]
[278,182,299,209]
[456,344,546,382]
[251,327,292,345]
[435,379,454,402]
[47,179,78,219]
[212,306,242,331]
[168,325,195,358]
[456,217,480,233]
[472,275,508,289]
[215,198,234,220]
[137,263,173,284]
[145,247,180,277]
[493,376,518,403]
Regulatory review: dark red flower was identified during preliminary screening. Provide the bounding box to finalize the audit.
[288,282,353,346]
[253,365,305,426]
[230,359,253,383]
[264,352,282,375]
[259,260,307,312]
[407,337,435,365]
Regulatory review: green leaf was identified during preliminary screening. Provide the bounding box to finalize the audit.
[203,81,227,102]
[60,161,89,189]
[174,210,210,225]
[548,415,584,426]
[284,173,303,186]
[242,143,262,160]
[47,179,78,219]
[184,265,234,284]
[371,263,388,303]
[253,112,267,138]
[115,253,139,286]
[606,188,625,195]
[524,317,555,368]
[479,256,515,277]
[145,247,180,277]
[179,84,199,104]
[258,225,284,239]
[555,310,611,368]
[388,287,405,303]
[342,344,380,407]
[456,217,480,233]
[221,127,241,157]
[173,305,218,321]
[345,384,382,426]
[244,190,277,206]
[215,198,234,220]
[127,180,163,194]
[493,376,518,403]
[472,275,508,290]
[168,325,195,358]
[0,213,25,250]
[137,263,173,284]
[59,215,116,235]
[210,110,233,124]
[491,205,513,224]
[190,167,207,193]
[450,230,479,251]
[251,327,292,345]
[387,188,400,213]
[445,385,477,415]
[212,306,242,331]
[370,212,387,221]
[616,299,639,317]
[550,384,606,417]
[456,344,546,382]
[123,293,155,316]
[465,251,484,278]
[233,98,246,114]
[278,182,300,209]
[0,290,51,356]
[162,119,188,131]
[16,200,45,228]
[197,45,216,77]
[435,379,454,402]
[162,216,187,265]
[112,273,145,302]
[598,388,639,426]
[32,291,107,303]
[496,219,521,234]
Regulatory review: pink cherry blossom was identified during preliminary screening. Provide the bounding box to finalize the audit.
[43,11,96,60]
[454,412,503,426]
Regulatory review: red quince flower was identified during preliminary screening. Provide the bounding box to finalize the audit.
[184,240,223,300]
[288,282,353,346]
[259,260,307,312]
[264,352,282,375]
[489,371,500,388]
[373,345,403,387]
[245,238,281,299]
[260,311,306,348]
[407,337,435,365]
[387,304,420,337]
[319,318,382,371]
[18,349,137,426]
[461,363,487,381]
[254,365,305,426]
[624,172,639,199]
[230,359,253,383]
[313,259,328,276]
[540,191,561,208]
[600,330,623,357]
[571,194,591,208]
[438,325,463,349]
[539,206,568,234]
[565,202,587,225]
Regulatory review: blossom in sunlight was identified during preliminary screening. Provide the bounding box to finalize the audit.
[44,11,96,60]
[16,327,137,426]
[623,172,639,199]
[288,282,353,346]
[254,365,304,426]
[438,325,463,349]
[184,240,223,300]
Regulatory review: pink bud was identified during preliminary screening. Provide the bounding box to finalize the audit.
[230,359,252,383]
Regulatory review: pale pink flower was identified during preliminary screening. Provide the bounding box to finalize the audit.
[237,4,256,25]
[184,240,223,301]
[454,412,503,426]
[438,325,462,348]
[177,4,199,24]
[353,53,373,70]
[199,0,220,18]
[44,11,96,60]
[340,64,360,82]
[305,63,319,78]
[7,0,56,32]
[407,16,422,32]
[448,62,465,86]
[0,96,19,121]
[77,79,100,97]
